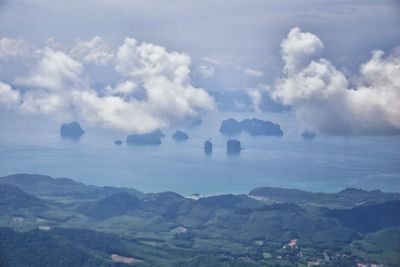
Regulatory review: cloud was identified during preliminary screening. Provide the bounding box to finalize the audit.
[1,37,215,133]
[246,84,290,113]
[115,38,215,121]
[8,48,83,115]
[46,37,64,51]
[196,63,216,79]
[0,81,21,108]
[16,48,86,91]
[70,36,114,65]
[70,90,167,132]
[270,28,400,135]
[0,37,30,61]
[280,27,324,75]
[194,57,226,79]
[244,68,264,77]
[104,80,138,97]
[247,89,262,112]
[116,38,191,84]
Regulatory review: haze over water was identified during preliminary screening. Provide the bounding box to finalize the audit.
[1,111,399,195]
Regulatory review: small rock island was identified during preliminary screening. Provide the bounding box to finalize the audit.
[227,139,242,154]
[204,140,212,154]
[240,118,283,136]
[126,130,165,145]
[219,118,283,136]
[219,118,242,136]
[60,121,85,139]
[301,131,316,139]
[172,130,189,141]
[114,140,122,145]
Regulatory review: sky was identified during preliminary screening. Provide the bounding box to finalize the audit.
[0,0,399,135]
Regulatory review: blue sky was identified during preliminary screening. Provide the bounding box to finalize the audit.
[0,0,399,135]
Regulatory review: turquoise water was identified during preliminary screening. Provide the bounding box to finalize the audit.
[0,111,399,195]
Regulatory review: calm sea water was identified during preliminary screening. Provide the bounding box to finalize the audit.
[0,111,399,195]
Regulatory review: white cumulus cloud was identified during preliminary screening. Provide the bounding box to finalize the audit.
[0,81,21,108]
[271,27,400,135]
[70,36,114,65]
[0,37,30,61]
[104,80,138,97]
[16,48,86,91]
[115,38,215,122]
[281,27,324,75]
[0,37,215,133]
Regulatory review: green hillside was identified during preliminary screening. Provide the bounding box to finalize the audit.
[0,173,399,266]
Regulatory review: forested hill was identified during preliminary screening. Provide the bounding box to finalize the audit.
[0,173,399,266]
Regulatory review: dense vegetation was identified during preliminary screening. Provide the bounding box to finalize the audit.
[0,184,45,212]
[0,174,399,266]
[0,227,105,267]
[326,200,400,233]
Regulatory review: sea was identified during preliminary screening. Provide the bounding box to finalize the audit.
[0,111,399,195]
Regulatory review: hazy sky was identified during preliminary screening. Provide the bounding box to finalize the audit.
[0,0,399,135]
